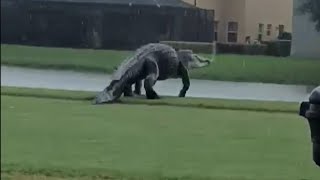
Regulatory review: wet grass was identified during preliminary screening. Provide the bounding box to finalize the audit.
[1,173,90,180]
[1,94,319,180]
[1,86,299,113]
[1,44,320,85]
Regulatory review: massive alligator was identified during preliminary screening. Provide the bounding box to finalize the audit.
[93,43,212,104]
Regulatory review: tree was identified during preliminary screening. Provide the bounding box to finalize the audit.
[298,0,320,31]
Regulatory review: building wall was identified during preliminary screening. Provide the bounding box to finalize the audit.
[245,0,293,42]
[182,0,222,19]
[183,0,246,43]
[291,0,320,58]
[219,0,246,43]
[182,0,293,43]
[182,0,217,10]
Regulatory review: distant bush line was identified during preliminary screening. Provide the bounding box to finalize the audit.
[161,40,292,57]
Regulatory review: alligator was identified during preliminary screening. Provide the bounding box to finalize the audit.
[93,43,212,104]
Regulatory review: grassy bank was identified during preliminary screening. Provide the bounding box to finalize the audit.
[1,86,299,113]
[1,94,319,180]
[1,44,320,85]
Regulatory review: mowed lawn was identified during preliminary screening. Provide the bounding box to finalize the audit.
[1,95,319,180]
[1,44,320,85]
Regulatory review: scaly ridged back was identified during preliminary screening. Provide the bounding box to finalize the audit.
[111,43,175,81]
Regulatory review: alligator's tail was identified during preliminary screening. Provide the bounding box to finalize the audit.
[94,64,143,104]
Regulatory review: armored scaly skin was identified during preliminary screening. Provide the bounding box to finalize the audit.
[94,43,211,104]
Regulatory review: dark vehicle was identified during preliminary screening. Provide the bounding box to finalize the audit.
[299,86,320,167]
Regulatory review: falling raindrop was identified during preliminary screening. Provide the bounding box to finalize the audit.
[153,0,161,8]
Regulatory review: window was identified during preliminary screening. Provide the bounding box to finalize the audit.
[227,21,238,43]
[258,23,264,34]
[267,24,272,36]
[258,23,264,41]
[278,24,285,34]
[228,21,238,32]
[245,36,251,44]
[258,34,262,41]
[214,21,218,41]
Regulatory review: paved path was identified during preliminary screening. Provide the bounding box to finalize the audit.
[1,66,312,102]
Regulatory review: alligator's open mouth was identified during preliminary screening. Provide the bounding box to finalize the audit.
[190,54,212,68]
[194,54,212,64]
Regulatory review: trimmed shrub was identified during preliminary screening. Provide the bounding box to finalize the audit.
[243,44,267,55]
[160,41,213,54]
[265,40,291,57]
[161,40,289,57]
[278,32,292,40]
[161,41,267,55]
[216,43,245,54]
[217,43,267,55]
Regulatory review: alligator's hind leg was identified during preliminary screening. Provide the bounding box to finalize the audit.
[144,58,160,99]
[134,80,142,95]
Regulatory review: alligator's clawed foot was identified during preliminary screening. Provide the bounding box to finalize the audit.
[178,91,187,98]
[134,94,142,98]
[123,91,134,97]
[146,91,160,100]
[134,90,141,96]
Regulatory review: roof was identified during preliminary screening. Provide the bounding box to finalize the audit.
[31,0,196,8]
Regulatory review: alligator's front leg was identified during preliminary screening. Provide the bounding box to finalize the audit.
[123,80,143,97]
[123,84,134,97]
[178,63,190,98]
[144,58,160,99]
[134,80,142,95]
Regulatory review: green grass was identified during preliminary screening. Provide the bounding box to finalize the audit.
[1,94,320,180]
[1,173,90,180]
[1,44,320,85]
[0,44,131,73]
[1,86,299,113]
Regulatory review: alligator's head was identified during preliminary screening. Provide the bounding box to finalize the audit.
[177,49,213,69]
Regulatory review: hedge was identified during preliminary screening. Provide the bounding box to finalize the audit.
[160,41,213,54]
[265,40,292,57]
[160,40,291,57]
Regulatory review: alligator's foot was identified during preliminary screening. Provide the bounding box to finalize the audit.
[124,93,144,100]
[123,91,134,97]
[123,84,134,97]
[146,90,160,100]
[133,92,143,98]
[124,89,142,98]
[134,89,142,96]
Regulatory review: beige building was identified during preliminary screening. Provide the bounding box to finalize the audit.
[182,0,293,43]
